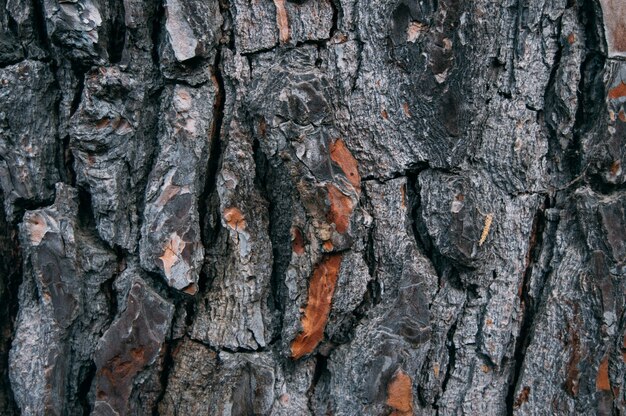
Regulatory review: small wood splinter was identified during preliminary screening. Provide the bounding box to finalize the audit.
[478,212,494,247]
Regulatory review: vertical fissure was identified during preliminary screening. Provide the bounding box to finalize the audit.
[434,315,459,413]
[570,0,606,178]
[150,0,165,66]
[31,0,51,53]
[505,199,548,414]
[0,192,21,415]
[329,0,340,39]
[196,49,225,297]
[152,338,179,415]
[76,360,96,415]
[193,0,230,326]
[107,0,127,64]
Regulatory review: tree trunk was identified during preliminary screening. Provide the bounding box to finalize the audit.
[0,0,624,414]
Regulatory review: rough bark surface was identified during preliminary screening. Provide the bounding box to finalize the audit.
[0,0,624,415]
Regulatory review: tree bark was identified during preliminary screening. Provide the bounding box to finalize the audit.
[0,0,624,415]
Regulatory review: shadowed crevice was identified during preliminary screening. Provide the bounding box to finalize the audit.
[0,191,21,415]
[505,200,548,415]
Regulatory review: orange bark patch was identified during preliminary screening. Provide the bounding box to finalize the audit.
[292,227,305,255]
[182,283,198,295]
[407,21,427,43]
[322,240,334,251]
[619,109,626,122]
[273,0,290,44]
[402,102,411,117]
[608,82,626,100]
[290,254,343,359]
[326,184,354,234]
[386,369,414,416]
[567,33,576,44]
[330,138,361,191]
[159,233,186,278]
[223,207,246,231]
[610,160,621,176]
[596,356,611,391]
[381,109,389,119]
[155,184,181,207]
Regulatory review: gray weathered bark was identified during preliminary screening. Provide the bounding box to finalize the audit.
[0,0,624,414]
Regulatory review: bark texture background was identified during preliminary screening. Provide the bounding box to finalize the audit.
[0,0,624,414]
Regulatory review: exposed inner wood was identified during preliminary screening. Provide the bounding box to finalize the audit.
[273,0,290,44]
[159,233,186,278]
[596,356,610,391]
[326,184,354,234]
[290,254,343,359]
[330,138,361,192]
[386,369,414,416]
[223,207,246,231]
